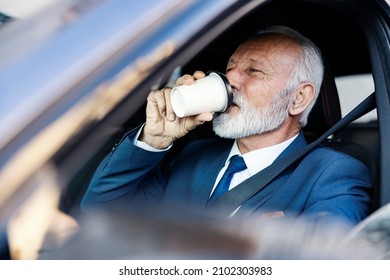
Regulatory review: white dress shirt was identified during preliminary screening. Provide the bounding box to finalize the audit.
[133,125,298,209]
[211,135,298,195]
[211,136,298,216]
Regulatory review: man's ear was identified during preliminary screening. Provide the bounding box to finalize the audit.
[289,83,315,116]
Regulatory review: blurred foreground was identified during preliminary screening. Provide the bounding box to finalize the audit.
[38,203,390,260]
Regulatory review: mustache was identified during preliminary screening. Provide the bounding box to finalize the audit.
[232,92,247,107]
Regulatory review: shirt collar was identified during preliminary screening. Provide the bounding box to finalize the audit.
[227,134,299,176]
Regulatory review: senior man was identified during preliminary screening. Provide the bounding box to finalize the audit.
[81,25,372,226]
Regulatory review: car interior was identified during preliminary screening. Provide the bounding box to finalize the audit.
[178,0,381,213]
[59,0,381,215]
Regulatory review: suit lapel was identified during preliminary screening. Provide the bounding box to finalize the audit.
[191,141,232,206]
[274,131,308,161]
[212,132,307,213]
[231,132,308,213]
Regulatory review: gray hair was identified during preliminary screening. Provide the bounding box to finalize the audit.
[256,25,324,127]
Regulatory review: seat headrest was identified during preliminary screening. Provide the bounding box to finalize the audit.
[304,62,342,141]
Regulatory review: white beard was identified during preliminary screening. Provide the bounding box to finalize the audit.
[212,90,292,139]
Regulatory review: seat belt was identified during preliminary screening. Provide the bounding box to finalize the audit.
[211,92,377,215]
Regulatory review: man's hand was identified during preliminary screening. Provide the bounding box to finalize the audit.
[139,71,213,149]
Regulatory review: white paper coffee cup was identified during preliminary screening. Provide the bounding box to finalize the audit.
[170,72,233,117]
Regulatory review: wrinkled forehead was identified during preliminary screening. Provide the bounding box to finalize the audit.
[231,33,302,61]
[229,33,303,71]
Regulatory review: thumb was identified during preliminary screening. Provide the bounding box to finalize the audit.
[183,112,213,131]
[195,112,213,122]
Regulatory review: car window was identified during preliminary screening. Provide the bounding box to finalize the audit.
[335,73,376,123]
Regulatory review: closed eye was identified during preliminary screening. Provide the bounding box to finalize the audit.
[249,68,263,73]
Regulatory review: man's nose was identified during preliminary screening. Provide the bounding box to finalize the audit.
[226,70,241,92]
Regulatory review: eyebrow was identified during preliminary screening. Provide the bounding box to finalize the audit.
[228,56,262,64]
[227,57,236,64]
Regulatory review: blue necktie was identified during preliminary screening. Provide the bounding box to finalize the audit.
[208,155,247,205]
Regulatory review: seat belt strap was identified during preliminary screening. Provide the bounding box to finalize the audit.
[211,92,377,215]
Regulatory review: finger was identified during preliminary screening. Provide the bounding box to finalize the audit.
[193,71,206,80]
[162,87,175,122]
[184,112,213,131]
[146,90,162,116]
[151,89,167,118]
[195,112,213,122]
[176,74,195,86]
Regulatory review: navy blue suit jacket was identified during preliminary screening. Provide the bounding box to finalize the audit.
[81,129,372,225]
